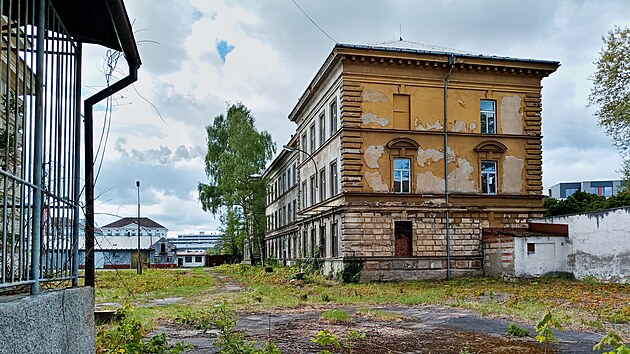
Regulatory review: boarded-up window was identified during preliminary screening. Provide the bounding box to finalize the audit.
[393,94,410,130]
[394,221,413,257]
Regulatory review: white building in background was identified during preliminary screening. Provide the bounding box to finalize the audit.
[171,231,224,267]
[101,217,168,238]
[546,180,624,199]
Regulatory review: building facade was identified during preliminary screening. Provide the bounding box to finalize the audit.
[264,42,559,281]
[102,217,168,238]
[546,179,623,199]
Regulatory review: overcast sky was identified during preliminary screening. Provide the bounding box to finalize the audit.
[82,0,630,236]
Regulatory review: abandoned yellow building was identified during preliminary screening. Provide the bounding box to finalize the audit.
[263,42,559,280]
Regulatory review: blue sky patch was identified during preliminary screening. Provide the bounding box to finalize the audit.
[216,40,235,63]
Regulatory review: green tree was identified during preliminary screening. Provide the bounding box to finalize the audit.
[589,26,630,179]
[198,103,275,263]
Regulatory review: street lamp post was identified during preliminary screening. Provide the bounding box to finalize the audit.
[136,180,141,275]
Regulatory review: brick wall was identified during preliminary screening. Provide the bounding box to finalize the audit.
[482,230,516,279]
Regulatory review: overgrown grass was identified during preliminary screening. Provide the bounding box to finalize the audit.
[94,264,630,335]
[95,267,215,305]
[321,309,350,322]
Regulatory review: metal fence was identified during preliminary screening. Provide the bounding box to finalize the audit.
[1,0,80,294]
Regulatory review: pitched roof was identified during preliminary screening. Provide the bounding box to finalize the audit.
[101,217,167,230]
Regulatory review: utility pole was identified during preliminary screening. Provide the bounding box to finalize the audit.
[136,180,142,275]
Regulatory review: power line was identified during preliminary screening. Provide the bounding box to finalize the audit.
[289,0,337,43]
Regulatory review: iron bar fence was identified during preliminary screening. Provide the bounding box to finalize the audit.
[1,0,80,294]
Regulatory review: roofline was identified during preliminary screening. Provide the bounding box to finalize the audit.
[335,43,560,66]
[288,43,560,123]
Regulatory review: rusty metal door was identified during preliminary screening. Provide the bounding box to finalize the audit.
[394,221,412,257]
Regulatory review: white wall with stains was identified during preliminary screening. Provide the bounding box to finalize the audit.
[533,207,630,282]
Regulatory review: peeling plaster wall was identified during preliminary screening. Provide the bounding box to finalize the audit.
[361,112,389,127]
[500,96,524,135]
[364,145,384,168]
[415,119,443,131]
[448,158,478,193]
[364,171,388,192]
[502,156,524,193]
[417,147,443,167]
[416,172,444,194]
[363,89,388,102]
[533,208,630,282]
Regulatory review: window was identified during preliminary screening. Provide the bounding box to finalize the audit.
[527,243,536,255]
[393,158,411,193]
[330,99,338,134]
[292,163,297,186]
[309,123,315,153]
[160,242,166,253]
[310,227,316,257]
[331,222,338,257]
[167,256,173,263]
[195,256,202,263]
[301,181,307,208]
[153,256,160,264]
[283,205,287,225]
[287,203,292,223]
[480,100,496,134]
[302,229,307,257]
[319,168,326,201]
[393,94,410,130]
[185,256,192,263]
[319,112,326,146]
[282,171,286,193]
[310,175,316,205]
[112,252,120,258]
[481,161,497,194]
[330,161,338,195]
[292,200,297,220]
[301,133,307,158]
[319,224,326,258]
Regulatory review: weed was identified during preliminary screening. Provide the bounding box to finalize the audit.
[506,323,529,337]
[321,309,350,322]
[357,308,404,321]
[593,331,630,354]
[321,293,331,302]
[459,347,471,354]
[311,329,366,354]
[96,304,192,353]
[535,310,563,353]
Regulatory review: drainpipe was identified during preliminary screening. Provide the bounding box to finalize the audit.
[443,55,456,280]
[84,0,141,287]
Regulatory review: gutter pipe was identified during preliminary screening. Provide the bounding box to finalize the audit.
[84,0,141,287]
[443,55,455,280]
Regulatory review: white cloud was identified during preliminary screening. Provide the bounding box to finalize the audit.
[81,0,630,234]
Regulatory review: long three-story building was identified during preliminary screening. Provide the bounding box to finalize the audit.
[264,41,559,280]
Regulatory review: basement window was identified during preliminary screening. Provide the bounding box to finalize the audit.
[527,243,535,254]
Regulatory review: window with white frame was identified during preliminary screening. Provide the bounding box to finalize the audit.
[393,158,411,193]
[319,112,326,146]
[330,160,338,195]
[319,168,326,201]
[301,181,307,208]
[301,133,307,159]
[330,99,337,135]
[480,100,496,134]
[309,123,315,153]
[481,161,497,194]
[310,175,316,205]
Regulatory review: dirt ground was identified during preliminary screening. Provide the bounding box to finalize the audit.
[156,305,603,353]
